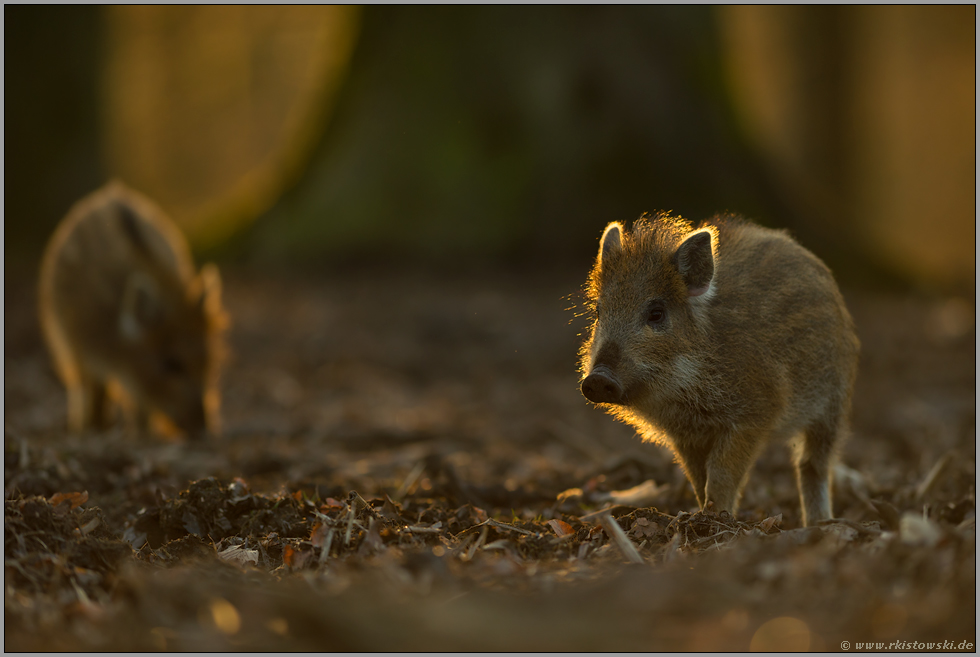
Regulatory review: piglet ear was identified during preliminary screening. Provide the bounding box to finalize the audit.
[675,229,715,297]
[119,271,161,341]
[599,222,623,264]
[197,264,222,312]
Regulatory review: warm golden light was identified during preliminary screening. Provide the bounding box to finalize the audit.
[208,597,242,635]
[750,616,811,652]
[266,617,289,636]
[719,6,975,290]
[871,603,908,639]
[101,6,361,250]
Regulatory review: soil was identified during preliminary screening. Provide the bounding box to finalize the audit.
[4,263,976,651]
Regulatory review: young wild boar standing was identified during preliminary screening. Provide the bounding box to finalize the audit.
[579,212,859,526]
[38,182,227,438]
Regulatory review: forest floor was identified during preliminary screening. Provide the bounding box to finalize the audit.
[4,263,976,651]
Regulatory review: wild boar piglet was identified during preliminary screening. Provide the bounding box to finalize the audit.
[580,212,859,526]
[38,181,227,438]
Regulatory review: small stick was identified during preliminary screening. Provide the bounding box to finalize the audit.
[344,506,355,546]
[915,451,954,501]
[71,578,91,605]
[662,532,683,563]
[579,505,628,524]
[452,534,474,558]
[394,461,426,501]
[597,511,644,564]
[79,517,101,536]
[466,526,488,561]
[548,534,575,546]
[486,518,536,536]
[404,526,443,535]
[319,529,334,566]
[348,491,381,519]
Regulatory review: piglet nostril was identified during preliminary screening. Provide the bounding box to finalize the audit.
[581,368,625,405]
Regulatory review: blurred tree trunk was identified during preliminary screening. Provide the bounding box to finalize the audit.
[720,6,975,292]
[5,5,106,266]
[99,6,360,251]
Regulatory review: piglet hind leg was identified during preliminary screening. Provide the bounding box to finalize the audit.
[796,418,840,527]
[66,374,109,433]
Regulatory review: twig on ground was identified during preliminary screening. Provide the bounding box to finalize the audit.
[465,526,488,561]
[579,505,629,524]
[485,518,537,536]
[597,511,644,564]
[319,529,333,566]
[348,491,381,519]
[344,506,355,546]
[394,461,426,502]
[916,451,955,501]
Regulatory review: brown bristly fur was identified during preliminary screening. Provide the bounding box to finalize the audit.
[579,212,859,526]
[38,181,229,438]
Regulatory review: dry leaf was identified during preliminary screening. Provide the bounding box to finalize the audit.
[630,517,661,539]
[381,495,403,522]
[218,544,259,566]
[548,519,574,537]
[49,491,89,510]
[357,519,385,556]
[310,522,332,548]
[282,544,312,569]
[759,514,783,533]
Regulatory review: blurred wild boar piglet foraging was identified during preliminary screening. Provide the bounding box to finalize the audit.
[38,182,228,439]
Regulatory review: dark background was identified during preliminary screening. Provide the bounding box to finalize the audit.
[6,5,975,291]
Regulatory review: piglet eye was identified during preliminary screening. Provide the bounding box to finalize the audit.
[646,302,667,326]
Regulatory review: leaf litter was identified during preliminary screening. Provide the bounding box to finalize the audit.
[4,266,975,650]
